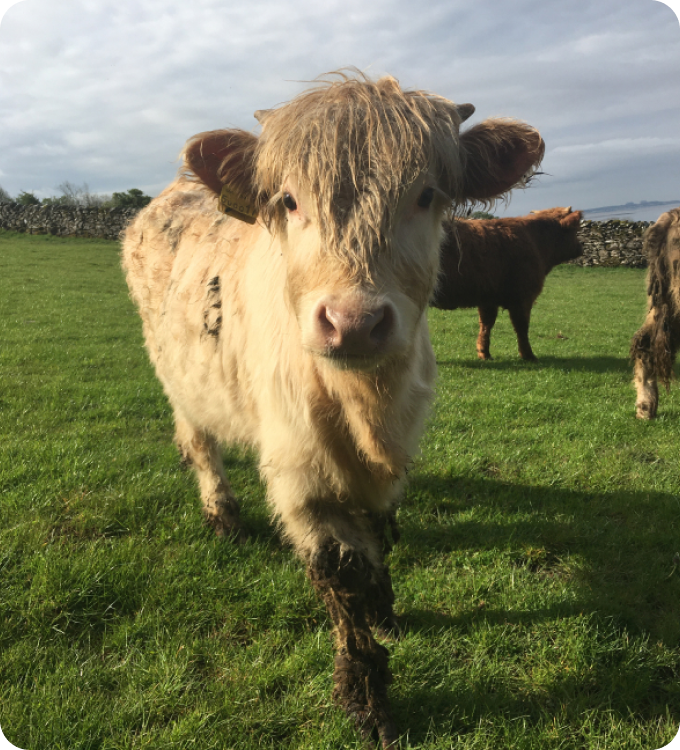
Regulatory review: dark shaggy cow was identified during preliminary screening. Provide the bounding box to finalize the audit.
[431,207,583,360]
[122,72,544,747]
[631,208,680,419]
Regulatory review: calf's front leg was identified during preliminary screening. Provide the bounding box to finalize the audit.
[308,540,399,748]
[366,512,400,637]
[508,301,537,361]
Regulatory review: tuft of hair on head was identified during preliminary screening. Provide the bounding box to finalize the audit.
[253,69,470,260]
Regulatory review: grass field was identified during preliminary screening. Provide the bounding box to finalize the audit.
[1,230,679,750]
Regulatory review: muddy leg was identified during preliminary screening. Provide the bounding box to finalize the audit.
[308,541,399,749]
[477,304,498,360]
[508,301,537,361]
[174,417,243,537]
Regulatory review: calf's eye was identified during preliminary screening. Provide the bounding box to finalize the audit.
[417,187,435,209]
[282,192,297,211]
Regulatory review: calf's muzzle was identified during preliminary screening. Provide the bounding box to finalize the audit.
[314,298,395,359]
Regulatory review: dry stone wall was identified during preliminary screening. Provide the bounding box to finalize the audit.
[0,203,655,267]
[0,203,140,241]
[573,219,652,268]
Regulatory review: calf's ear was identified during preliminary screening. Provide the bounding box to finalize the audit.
[458,119,545,202]
[182,129,260,223]
[562,208,583,227]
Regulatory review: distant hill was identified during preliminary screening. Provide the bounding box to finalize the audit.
[582,200,680,222]
[584,200,679,214]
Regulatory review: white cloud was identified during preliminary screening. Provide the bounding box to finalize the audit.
[0,0,678,211]
[553,137,680,157]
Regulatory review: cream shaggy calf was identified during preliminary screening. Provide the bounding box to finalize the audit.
[122,71,544,747]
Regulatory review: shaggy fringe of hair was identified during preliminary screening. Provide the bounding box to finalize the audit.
[630,208,680,389]
[180,71,543,282]
[252,71,468,269]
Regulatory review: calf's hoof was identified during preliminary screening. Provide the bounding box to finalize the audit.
[374,615,401,641]
[202,495,246,541]
[333,643,399,748]
[352,708,399,749]
[635,400,657,420]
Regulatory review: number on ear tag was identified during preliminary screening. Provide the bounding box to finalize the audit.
[218,185,258,224]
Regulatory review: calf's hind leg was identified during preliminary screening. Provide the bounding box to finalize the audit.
[174,416,242,537]
[631,322,659,420]
[633,354,659,420]
[477,304,499,360]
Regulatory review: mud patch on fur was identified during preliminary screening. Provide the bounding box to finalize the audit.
[202,276,223,339]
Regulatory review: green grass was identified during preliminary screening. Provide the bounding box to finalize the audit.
[1,230,679,749]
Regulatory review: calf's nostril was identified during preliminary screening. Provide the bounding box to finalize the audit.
[318,305,342,346]
[315,302,395,355]
[368,305,393,345]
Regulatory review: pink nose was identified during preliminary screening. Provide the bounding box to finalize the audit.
[315,301,395,357]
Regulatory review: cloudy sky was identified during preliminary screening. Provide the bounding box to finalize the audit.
[0,0,678,216]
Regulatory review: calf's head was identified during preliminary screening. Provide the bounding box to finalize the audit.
[184,73,544,369]
[530,206,584,268]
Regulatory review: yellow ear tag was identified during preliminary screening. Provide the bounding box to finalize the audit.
[218,184,258,224]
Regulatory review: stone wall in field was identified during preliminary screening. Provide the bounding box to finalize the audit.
[573,219,652,268]
[0,203,655,267]
[0,202,139,241]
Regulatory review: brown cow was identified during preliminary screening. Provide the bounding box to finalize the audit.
[631,208,680,419]
[431,207,583,360]
[121,72,544,747]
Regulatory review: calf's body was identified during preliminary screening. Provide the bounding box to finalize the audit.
[432,207,583,360]
[122,73,544,747]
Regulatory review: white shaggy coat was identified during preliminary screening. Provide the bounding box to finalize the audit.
[121,72,544,746]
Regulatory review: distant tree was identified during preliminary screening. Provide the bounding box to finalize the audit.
[0,185,12,203]
[16,191,40,206]
[56,181,83,205]
[41,195,72,207]
[470,211,497,220]
[110,188,152,209]
[43,181,112,208]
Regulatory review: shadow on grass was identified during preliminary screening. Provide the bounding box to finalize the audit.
[392,658,675,743]
[206,462,680,740]
[437,355,631,374]
[401,473,680,637]
[391,472,680,743]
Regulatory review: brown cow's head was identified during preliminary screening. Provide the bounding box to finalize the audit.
[183,72,544,370]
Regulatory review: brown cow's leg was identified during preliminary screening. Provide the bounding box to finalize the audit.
[477,305,498,360]
[508,302,537,361]
[174,417,243,537]
[307,538,399,749]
